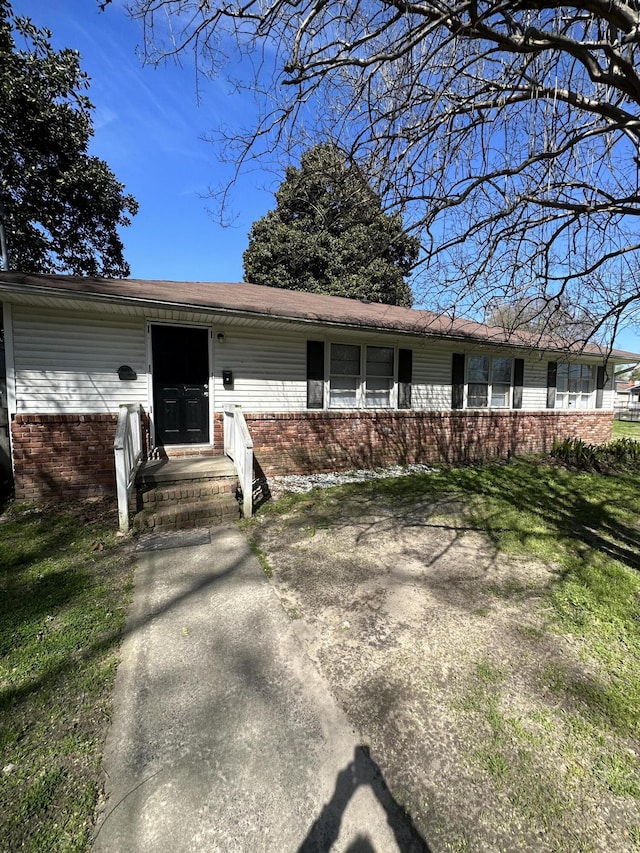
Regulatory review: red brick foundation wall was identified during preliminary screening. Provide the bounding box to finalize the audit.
[11,409,615,501]
[11,414,119,501]
[231,410,614,476]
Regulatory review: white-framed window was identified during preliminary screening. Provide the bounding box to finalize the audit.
[328,343,400,409]
[467,355,513,408]
[329,343,361,408]
[365,346,394,407]
[556,363,593,409]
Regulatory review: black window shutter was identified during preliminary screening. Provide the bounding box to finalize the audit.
[596,365,606,409]
[398,348,412,409]
[513,358,524,409]
[547,362,557,409]
[452,353,465,409]
[307,341,325,409]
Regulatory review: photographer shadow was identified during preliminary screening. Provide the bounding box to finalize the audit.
[299,745,431,853]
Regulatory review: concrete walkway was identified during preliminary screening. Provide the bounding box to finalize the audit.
[93,525,428,853]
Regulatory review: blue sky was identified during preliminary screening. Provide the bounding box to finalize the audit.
[13,0,273,284]
[10,0,640,355]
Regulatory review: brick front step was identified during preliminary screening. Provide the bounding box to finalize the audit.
[151,446,221,459]
[131,453,241,531]
[133,494,240,532]
[140,478,237,507]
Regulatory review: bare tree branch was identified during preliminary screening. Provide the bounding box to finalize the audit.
[125,0,640,347]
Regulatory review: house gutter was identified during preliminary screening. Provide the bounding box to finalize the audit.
[0,277,636,362]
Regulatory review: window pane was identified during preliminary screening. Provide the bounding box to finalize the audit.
[578,365,592,408]
[557,364,569,392]
[556,362,595,409]
[468,356,489,382]
[492,357,512,383]
[468,383,488,407]
[330,376,357,407]
[491,383,510,408]
[366,346,394,377]
[331,344,360,376]
[366,377,391,408]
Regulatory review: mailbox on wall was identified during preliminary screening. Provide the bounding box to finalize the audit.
[222,370,233,389]
[117,365,137,381]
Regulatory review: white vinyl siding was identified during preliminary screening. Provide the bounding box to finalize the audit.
[11,307,147,413]
[602,377,614,409]
[521,359,549,410]
[411,345,452,410]
[8,303,617,418]
[213,326,307,411]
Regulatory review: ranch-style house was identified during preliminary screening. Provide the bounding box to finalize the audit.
[0,271,637,527]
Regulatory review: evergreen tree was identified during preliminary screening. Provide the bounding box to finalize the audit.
[0,1,137,276]
[243,144,417,306]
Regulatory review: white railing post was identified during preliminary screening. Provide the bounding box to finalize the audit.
[222,404,254,518]
[242,442,253,519]
[114,403,143,532]
[223,405,233,457]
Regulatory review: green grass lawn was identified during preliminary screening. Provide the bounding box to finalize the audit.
[269,460,640,740]
[0,500,133,853]
[612,418,640,439]
[3,448,640,851]
[256,458,640,849]
[388,461,637,725]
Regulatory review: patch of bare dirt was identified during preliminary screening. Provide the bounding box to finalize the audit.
[251,494,640,853]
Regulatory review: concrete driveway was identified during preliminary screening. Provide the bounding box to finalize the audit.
[92,524,428,852]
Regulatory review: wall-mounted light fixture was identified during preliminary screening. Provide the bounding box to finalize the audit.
[216,332,226,344]
[117,365,137,381]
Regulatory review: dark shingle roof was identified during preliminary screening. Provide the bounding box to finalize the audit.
[0,271,637,360]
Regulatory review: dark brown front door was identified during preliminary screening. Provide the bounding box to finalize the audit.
[152,325,210,446]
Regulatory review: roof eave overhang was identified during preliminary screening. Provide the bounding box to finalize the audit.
[0,279,636,361]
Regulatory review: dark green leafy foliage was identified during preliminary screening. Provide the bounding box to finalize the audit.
[0,1,138,276]
[552,436,640,470]
[243,143,419,306]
